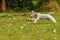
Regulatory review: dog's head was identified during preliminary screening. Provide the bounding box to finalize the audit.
[30,11,37,18]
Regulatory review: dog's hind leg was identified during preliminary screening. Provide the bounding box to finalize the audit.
[48,15,56,23]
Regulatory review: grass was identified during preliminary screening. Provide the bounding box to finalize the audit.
[0,12,60,40]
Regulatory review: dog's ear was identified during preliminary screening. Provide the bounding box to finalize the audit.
[35,13,37,16]
[32,11,35,14]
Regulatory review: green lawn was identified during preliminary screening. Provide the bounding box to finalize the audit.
[0,12,60,40]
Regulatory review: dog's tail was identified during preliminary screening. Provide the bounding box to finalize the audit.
[48,12,54,15]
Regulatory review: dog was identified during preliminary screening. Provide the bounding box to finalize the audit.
[30,11,56,23]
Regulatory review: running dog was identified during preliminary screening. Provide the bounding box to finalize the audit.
[30,11,56,23]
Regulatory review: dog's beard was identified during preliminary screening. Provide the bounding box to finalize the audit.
[30,13,37,21]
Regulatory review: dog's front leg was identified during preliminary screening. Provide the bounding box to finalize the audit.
[30,18,36,21]
[33,18,39,23]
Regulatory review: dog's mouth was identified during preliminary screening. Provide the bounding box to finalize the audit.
[30,15,36,18]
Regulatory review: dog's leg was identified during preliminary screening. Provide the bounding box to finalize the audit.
[33,18,39,23]
[30,18,36,21]
[48,15,56,23]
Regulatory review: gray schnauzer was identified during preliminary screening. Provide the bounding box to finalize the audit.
[30,11,56,23]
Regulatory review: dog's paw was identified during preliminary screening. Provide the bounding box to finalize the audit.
[33,22,36,23]
[54,22,57,24]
